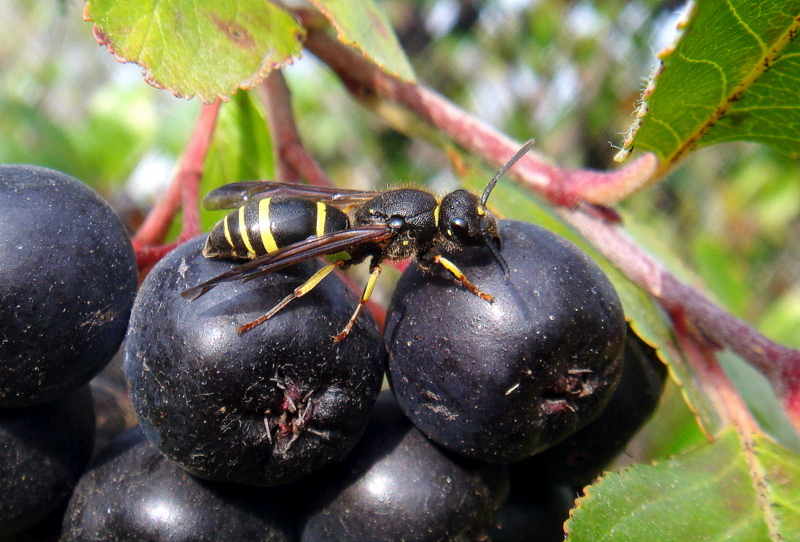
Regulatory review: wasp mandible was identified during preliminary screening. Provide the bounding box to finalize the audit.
[181,140,534,342]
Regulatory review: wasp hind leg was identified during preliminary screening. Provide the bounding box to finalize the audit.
[332,264,382,343]
[237,260,346,334]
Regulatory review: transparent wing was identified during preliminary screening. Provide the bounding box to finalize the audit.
[181,225,393,300]
[203,181,382,211]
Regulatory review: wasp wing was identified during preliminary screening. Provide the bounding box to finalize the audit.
[203,181,382,211]
[181,225,393,300]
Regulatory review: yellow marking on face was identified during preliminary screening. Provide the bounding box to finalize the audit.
[315,202,327,237]
[223,214,235,247]
[433,203,441,227]
[259,198,279,253]
[239,205,256,255]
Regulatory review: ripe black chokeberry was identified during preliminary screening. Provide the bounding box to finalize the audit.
[511,326,668,488]
[296,391,509,542]
[385,220,626,463]
[0,165,137,407]
[124,236,386,486]
[62,427,295,541]
[0,386,95,536]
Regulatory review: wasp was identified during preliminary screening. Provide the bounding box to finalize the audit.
[181,140,533,342]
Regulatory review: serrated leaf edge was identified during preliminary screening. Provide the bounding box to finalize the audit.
[620,5,800,178]
[84,3,307,103]
[567,428,790,541]
[307,0,416,83]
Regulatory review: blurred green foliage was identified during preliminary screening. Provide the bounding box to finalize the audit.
[2,0,798,463]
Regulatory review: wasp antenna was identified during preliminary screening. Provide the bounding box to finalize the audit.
[480,139,535,206]
[481,227,511,281]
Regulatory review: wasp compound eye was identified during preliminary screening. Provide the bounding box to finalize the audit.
[448,217,472,243]
[387,216,406,231]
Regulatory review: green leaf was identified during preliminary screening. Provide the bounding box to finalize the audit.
[567,428,800,541]
[621,1,800,166]
[308,0,416,82]
[691,235,748,317]
[85,0,305,102]
[719,350,800,454]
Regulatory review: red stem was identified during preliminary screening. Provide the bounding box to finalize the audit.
[257,71,332,186]
[303,29,657,207]
[132,100,221,270]
[564,209,800,431]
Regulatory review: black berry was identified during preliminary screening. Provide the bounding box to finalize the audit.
[0,165,137,407]
[512,326,668,488]
[62,427,295,541]
[124,236,386,486]
[0,386,95,536]
[385,220,626,462]
[488,484,575,542]
[296,391,509,541]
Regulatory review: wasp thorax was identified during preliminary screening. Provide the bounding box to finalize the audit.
[353,189,440,260]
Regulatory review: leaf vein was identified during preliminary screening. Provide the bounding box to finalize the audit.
[650,116,683,146]
[654,11,800,173]
[723,0,767,53]
[676,51,728,102]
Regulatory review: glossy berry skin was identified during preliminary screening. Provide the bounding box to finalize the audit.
[62,428,295,542]
[296,391,509,542]
[124,236,386,486]
[511,327,668,488]
[0,386,95,536]
[385,220,626,463]
[0,165,137,407]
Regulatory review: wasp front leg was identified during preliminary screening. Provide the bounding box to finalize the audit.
[420,253,494,303]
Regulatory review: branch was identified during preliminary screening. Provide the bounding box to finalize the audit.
[256,71,332,187]
[133,100,220,270]
[303,29,657,207]
[302,28,800,433]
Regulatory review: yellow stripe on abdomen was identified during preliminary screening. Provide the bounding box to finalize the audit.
[239,205,256,255]
[315,201,327,237]
[223,214,235,248]
[258,198,279,253]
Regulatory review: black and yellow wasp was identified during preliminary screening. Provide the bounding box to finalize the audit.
[182,141,533,342]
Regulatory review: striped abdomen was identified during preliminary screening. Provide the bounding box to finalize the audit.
[204,197,351,260]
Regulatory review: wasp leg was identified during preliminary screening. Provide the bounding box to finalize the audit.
[332,264,382,343]
[237,260,346,334]
[429,254,494,302]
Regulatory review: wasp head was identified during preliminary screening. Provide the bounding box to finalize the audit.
[436,140,534,281]
[439,189,510,280]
